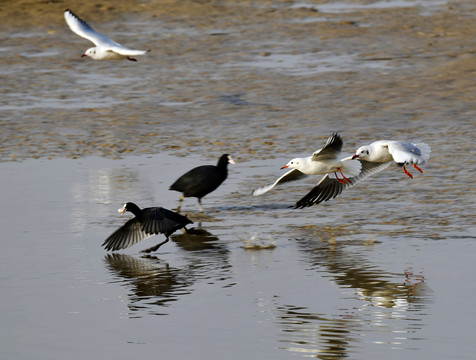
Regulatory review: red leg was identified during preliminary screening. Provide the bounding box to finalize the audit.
[403,165,413,179]
[337,168,352,184]
[333,172,348,184]
[412,164,423,173]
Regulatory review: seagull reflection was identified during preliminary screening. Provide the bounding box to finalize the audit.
[276,304,357,359]
[104,254,194,316]
[274,227,430,358]
[296,232,428,308]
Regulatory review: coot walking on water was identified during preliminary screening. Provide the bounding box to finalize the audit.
[169,154,235,212]
[102,202,193,253]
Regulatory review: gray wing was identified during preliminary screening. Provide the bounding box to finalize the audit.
[311,132,343,161]
[252,168,307,196]
[102,218,152,251]
[293,160,390,208]
[387,141,431,165]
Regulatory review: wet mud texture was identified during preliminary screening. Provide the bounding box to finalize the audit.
[1,0,475,162]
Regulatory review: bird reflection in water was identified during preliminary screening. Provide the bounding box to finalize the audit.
[104,254,194,316]
[295,226,428,308]
[104,226,232,316]
[171,226,233,282]
[276,304,356,359]
[274,226,430,358]
[171,226,221,252]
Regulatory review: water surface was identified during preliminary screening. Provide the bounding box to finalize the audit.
[0,152,474,359]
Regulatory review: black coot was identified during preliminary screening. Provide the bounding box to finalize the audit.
[169,154,235,212]
[102,202,193,253]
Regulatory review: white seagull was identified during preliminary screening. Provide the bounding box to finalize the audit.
[252,133,382,207]
[291,139,431,208]
[352,140,431,179]
[291,159,392,208]
[64,9,150,61]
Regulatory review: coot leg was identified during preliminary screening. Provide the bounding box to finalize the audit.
[141,237,169,253]
[176,195,184,212]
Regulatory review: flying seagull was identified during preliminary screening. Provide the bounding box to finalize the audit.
[64,9,150,61]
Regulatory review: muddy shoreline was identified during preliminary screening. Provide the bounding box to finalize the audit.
[1,0,475,162]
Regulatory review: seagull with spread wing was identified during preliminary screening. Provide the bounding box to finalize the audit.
[352,140,431,179]
[252,133,372,207]
[64,9,150,61]
[291,139,431,208]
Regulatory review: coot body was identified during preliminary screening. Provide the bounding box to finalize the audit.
[102,202,193,253]
[170,154,234,212]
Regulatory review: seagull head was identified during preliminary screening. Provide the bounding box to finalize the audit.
[82,47,98,59]
[352,146,370,160]
[281,158,300,170]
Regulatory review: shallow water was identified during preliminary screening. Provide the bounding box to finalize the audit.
[1,152,475,360]
[1,0,476,359]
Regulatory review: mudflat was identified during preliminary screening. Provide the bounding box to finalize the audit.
[1,0,475,161]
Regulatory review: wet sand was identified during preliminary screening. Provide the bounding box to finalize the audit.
[1,0,476,161]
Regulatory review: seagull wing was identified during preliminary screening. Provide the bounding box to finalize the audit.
[64,9,122,48]
[293,160,390,208]
[311,132,343,161]
[387,141,431,165]
[252,168,307,196]
[108,46,150,56]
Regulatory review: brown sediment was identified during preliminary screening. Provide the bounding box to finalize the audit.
[1,0,475,162]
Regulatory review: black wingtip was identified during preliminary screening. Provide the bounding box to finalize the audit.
[327,132,343,145]
[290,201,312,209]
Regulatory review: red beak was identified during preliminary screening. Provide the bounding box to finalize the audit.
[281,165,289,169]
[81,54,87,57]
[351,154,359,160]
